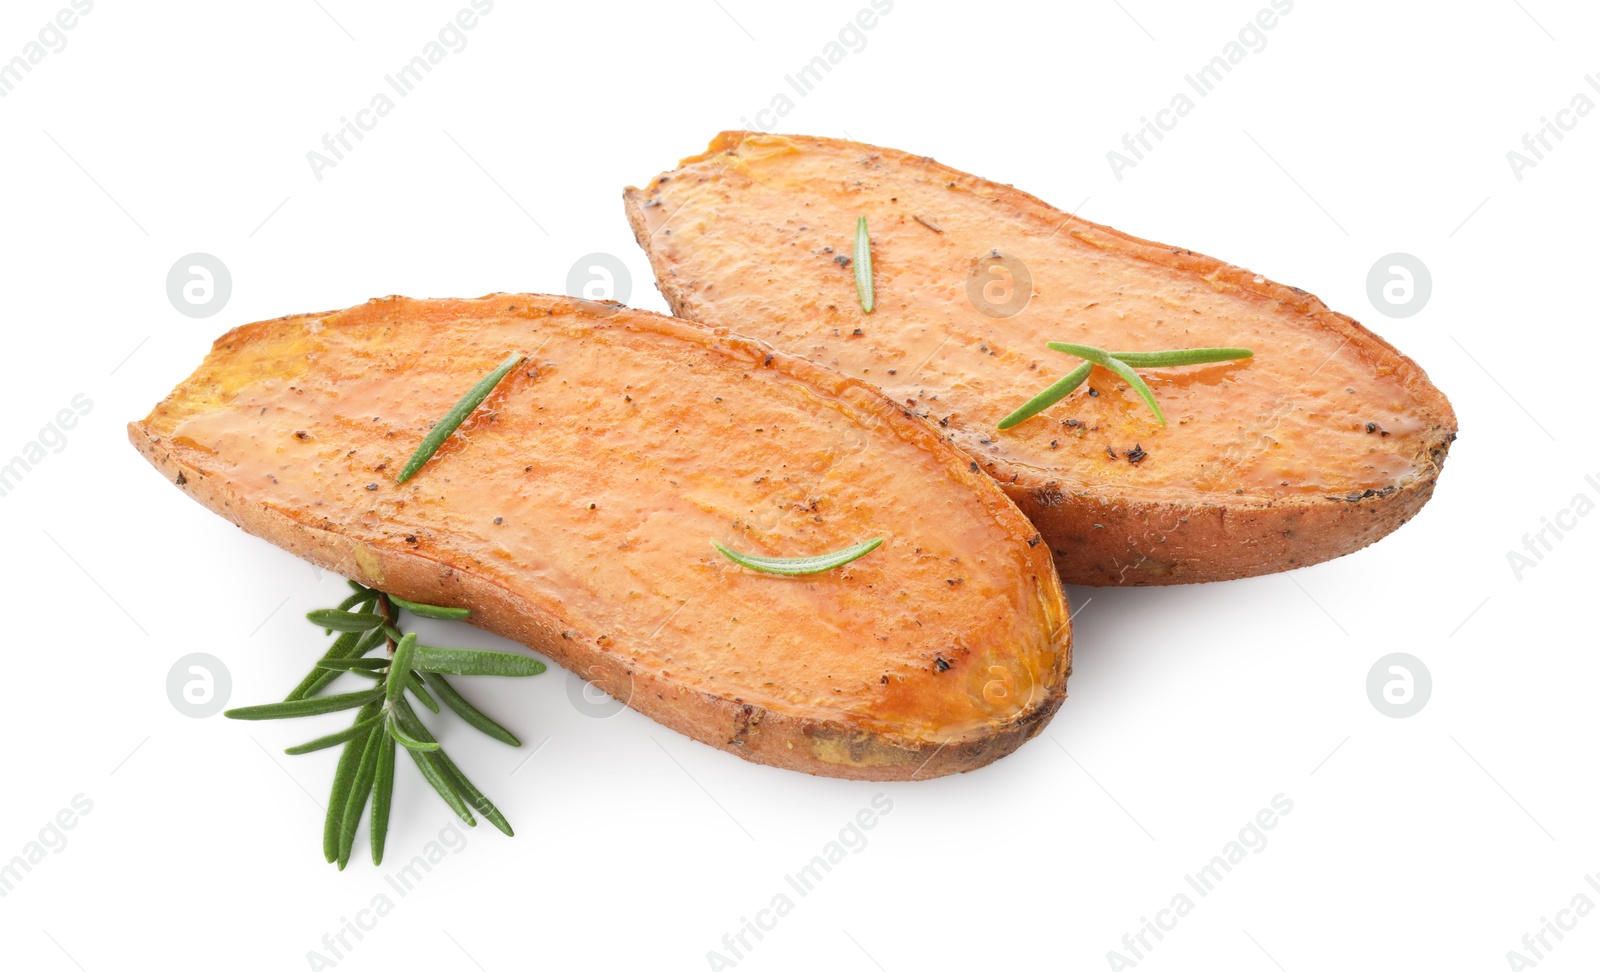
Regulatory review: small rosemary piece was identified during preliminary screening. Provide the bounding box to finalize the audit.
[304,609,386,632]
[996,361,1093,431]
[1000,343,1253,429]
[396,351,524,484]
[223,581,545,869]
[854,215,875,314]
[711,537,882,576]
[1102,347,1254,367]
[387,593,471,620]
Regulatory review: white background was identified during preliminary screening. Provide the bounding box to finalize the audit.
[1,1,1596,970]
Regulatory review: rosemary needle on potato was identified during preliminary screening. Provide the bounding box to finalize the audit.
[396,351,524,484]
[854,216,875,314]
[711,537,882,576]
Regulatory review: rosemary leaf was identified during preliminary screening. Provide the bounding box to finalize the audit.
[387,710,441,753]
[337,725,384,870]
[354,626,390,656]
[406,671,441,713]
[423,673,520,747]
[410,646,547,678]
[370,732,396,866]
[335,588,379,613]
[323,701,380,862]
[854,216,874,314]
[1107,347,1253,367]
[386,633,418,704]
[288,713,383,756]
[306,609,385,633]
[437,753,513,837]
[225,688,382,721]
[1102,355,1168,428]
[321,589,373,634]
[396,351,524,484]
[387,594,471,621]
[408,747,476,826]
[710,537,882,576]
[997,360,1094,430]
[316,658,390,672]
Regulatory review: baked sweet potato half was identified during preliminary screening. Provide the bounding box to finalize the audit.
[129,294,1070,780]
[625,132,1458,585]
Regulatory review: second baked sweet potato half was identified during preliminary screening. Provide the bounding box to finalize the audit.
[625,132,1458,585]
[129,294,1071,780]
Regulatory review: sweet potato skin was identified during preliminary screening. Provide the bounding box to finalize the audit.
[624,132,1458,585]
[129,294,1070,780]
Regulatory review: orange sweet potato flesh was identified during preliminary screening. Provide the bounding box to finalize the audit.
[625,132,1458,585]
[129,294,1070,780]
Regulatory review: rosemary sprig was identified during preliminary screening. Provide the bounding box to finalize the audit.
[711,537,882,576]
[854,216,875,314]
[222,581,545,869]
[999,343,1253,430]
[396,351,524,484]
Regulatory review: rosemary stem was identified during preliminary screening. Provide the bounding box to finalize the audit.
[377,594,398,656]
